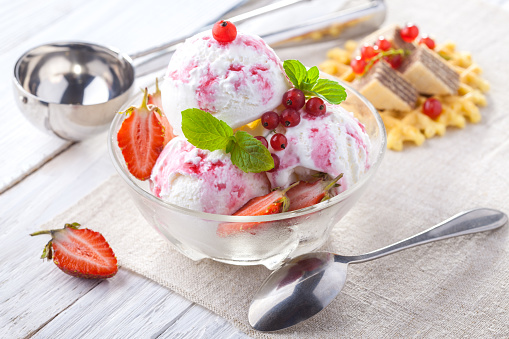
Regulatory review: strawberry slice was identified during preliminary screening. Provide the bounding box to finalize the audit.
[217,183,298,237]
[30,223,118,279]
[287,173,343,212]
[117,87,174,180]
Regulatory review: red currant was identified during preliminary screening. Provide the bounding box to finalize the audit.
[305,97,326,116]
[350,56,367,75]
[280,108,301,127]
[422,98,442,119]
[254,136,268,148]
[261,111,279,130]
[282,88,305,109]
[270,133,287,151]
[384,54,403,69]
[376,36,391,51]
[419,36,436,50]
[267,153,280,173]
[212,20,237,43]
[360,44,377,60]
[400,23,419,43]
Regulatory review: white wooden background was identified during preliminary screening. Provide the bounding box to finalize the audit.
[1,0,508,338]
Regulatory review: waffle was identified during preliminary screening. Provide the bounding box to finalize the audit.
[320,40,489,151]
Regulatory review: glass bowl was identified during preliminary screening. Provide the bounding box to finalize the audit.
[107,80,386,269]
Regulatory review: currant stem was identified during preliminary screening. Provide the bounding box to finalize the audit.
[362,48,406,76]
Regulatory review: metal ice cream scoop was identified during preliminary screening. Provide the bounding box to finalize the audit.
[12,0,386,141]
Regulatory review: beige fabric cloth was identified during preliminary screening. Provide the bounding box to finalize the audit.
[43,0,509,337]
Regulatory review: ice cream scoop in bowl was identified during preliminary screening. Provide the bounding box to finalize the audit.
[108,78,386,269]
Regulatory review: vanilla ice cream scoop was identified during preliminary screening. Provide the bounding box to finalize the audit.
[150,137,271,215]
[266,105,370,190]
[162,30,290,136]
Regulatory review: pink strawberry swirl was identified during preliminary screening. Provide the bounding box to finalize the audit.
[266,105,370,191]
[150,138,270,215]
[162,30,290,135]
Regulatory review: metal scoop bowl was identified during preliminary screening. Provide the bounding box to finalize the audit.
[13,42,134,141]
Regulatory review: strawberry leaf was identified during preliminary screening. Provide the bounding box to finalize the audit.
[230,131,274,173]
[181,108,233,151]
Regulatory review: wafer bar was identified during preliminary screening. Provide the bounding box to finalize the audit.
[400,46,460,95]
[354,61,418,111]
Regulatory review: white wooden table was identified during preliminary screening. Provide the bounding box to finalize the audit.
[2,0,508,337]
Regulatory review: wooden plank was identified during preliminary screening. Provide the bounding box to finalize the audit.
[0,135,113,337]
[0,112,251,338]
[0,0,90,56]
[30,269,194,339]
[158,304,251,339]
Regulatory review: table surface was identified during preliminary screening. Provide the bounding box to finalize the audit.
[2,0,508,338]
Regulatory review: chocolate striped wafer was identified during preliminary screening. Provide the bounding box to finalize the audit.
[354,60,418,112]
[400,46,460,95]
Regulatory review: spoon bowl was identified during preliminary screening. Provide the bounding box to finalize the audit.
[249,208,508,332]
[249,252,348,331]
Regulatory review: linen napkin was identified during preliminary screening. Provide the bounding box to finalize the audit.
[43,0,509,337]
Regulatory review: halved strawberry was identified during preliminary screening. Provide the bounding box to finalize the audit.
[30,223,118,279]
[117,87,174,180]
[287,173,343,212]
[217,183,298,237]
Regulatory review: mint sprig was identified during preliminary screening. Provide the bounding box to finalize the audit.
[283,60,346,105]
[181,109,274,173]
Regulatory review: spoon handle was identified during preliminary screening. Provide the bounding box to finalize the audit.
[346,208,507,264]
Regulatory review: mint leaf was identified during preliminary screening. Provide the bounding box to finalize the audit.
[181,108,233,151]
[305,66,319,84]
[307,79,347,105]
[181,108,274,173]
[230,131,274,173]
[283,60,307,87]
[225,136,236,154]
[283,59,347,105]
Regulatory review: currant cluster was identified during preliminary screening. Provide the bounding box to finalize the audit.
[400,23,436,49]
[350,23,437,75]
[255,88,328,172]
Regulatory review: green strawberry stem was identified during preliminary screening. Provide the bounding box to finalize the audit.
[321,173,344,202]
[30,223,81,260]
[155,77,161,94]
[274,181,301,213]
[30,223,81,236]
[323,173,343,192]
[140,88,148,110]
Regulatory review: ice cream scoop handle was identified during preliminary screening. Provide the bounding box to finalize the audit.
[345,208,507,264]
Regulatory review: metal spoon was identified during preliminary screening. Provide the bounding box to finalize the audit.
[249,208,507,332]
[12,0,386,141]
